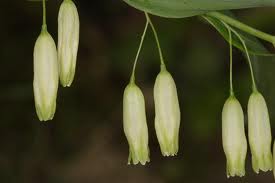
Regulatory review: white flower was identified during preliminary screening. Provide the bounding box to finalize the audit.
[123,83,150,165]
[154,69,180,156]
[58,0,79,87]
[248,92,273,173]
[33,30,59,121]
[222,96,247,177]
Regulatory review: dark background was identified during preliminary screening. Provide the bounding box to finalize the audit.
[1,1,275,183]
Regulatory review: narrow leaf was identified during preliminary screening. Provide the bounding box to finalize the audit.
[123,0,275,18]
[202,14,273,56]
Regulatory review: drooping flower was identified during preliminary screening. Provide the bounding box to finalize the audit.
[222,96,247,177]
[154,68,180,156]
[248,91,273,173]
[33,29,59,121]
[123,83,150,165]
[58,0,79,87]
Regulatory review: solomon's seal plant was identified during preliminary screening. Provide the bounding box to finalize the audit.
[30,0,275,179]
[122,0,275,179]
[122,12,181,161]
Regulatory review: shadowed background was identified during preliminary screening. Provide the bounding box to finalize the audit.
[1,1,275,183]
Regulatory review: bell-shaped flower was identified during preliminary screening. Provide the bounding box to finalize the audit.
[58,0,79,87]
[123,83,150,165]
[222,96,247,177]
[248,91,273,173]
[154,69,181,156]
[33,29,59,121]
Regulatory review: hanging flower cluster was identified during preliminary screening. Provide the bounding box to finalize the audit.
[123,13,181,165]
[31,1,275,179]
[220,23,273,177]
[122,13,275,181]
[33,0,79,121]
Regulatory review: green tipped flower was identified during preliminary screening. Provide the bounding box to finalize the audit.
[58,0,79,87]
[154,69,180,156]
[222,96,247,178]
[248,92,273,173]
[33,29,59,121]
[123,83,150,165]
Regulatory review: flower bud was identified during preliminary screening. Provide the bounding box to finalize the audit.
[33,30,59,121]
[248,92,273,173]
[58,0,79,87]
[154,69,180,156]
[123,83,150,165]
[222,96,247,177]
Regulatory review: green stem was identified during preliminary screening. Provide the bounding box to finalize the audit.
[42,0,47,31]
[207,12,275,44]
[130,20,149,84]
[228,28,234,96]
[145,12,166,71]
[220,21,234,96]
[221,21,258,92]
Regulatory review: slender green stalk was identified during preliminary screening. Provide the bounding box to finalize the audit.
[207,12,275,44]
[228,28,234,96]
[42,0,47,31]
[145,12,166,71]
[130,20,149,84]
[220,21,234,96]
[221,21,258,92]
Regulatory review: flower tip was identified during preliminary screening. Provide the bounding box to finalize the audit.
[162,151,177,157]
[61,81,72,88]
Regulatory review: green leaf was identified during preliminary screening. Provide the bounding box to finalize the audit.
[123,0,275,18]
[202,14,274,56]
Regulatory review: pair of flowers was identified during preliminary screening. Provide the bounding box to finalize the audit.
[222,91,273,177]
[123,65,181,165]
[123,15,181,165]
[33,0,79,121]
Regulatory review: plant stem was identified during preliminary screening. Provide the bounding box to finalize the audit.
[42,0,47,31]
[145,12,166,71]
[130,20,149,84]
[228,28,234,96]
[220,21,234,96]
[207,12,275,44]
[221,21,258,92]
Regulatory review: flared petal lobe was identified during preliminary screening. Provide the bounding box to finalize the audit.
[58,0,79,87]
[154,70,181,156]
[33,31,59,121]
[123,84,150,165]
[222,96,247,177]
[248,92,273,173]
